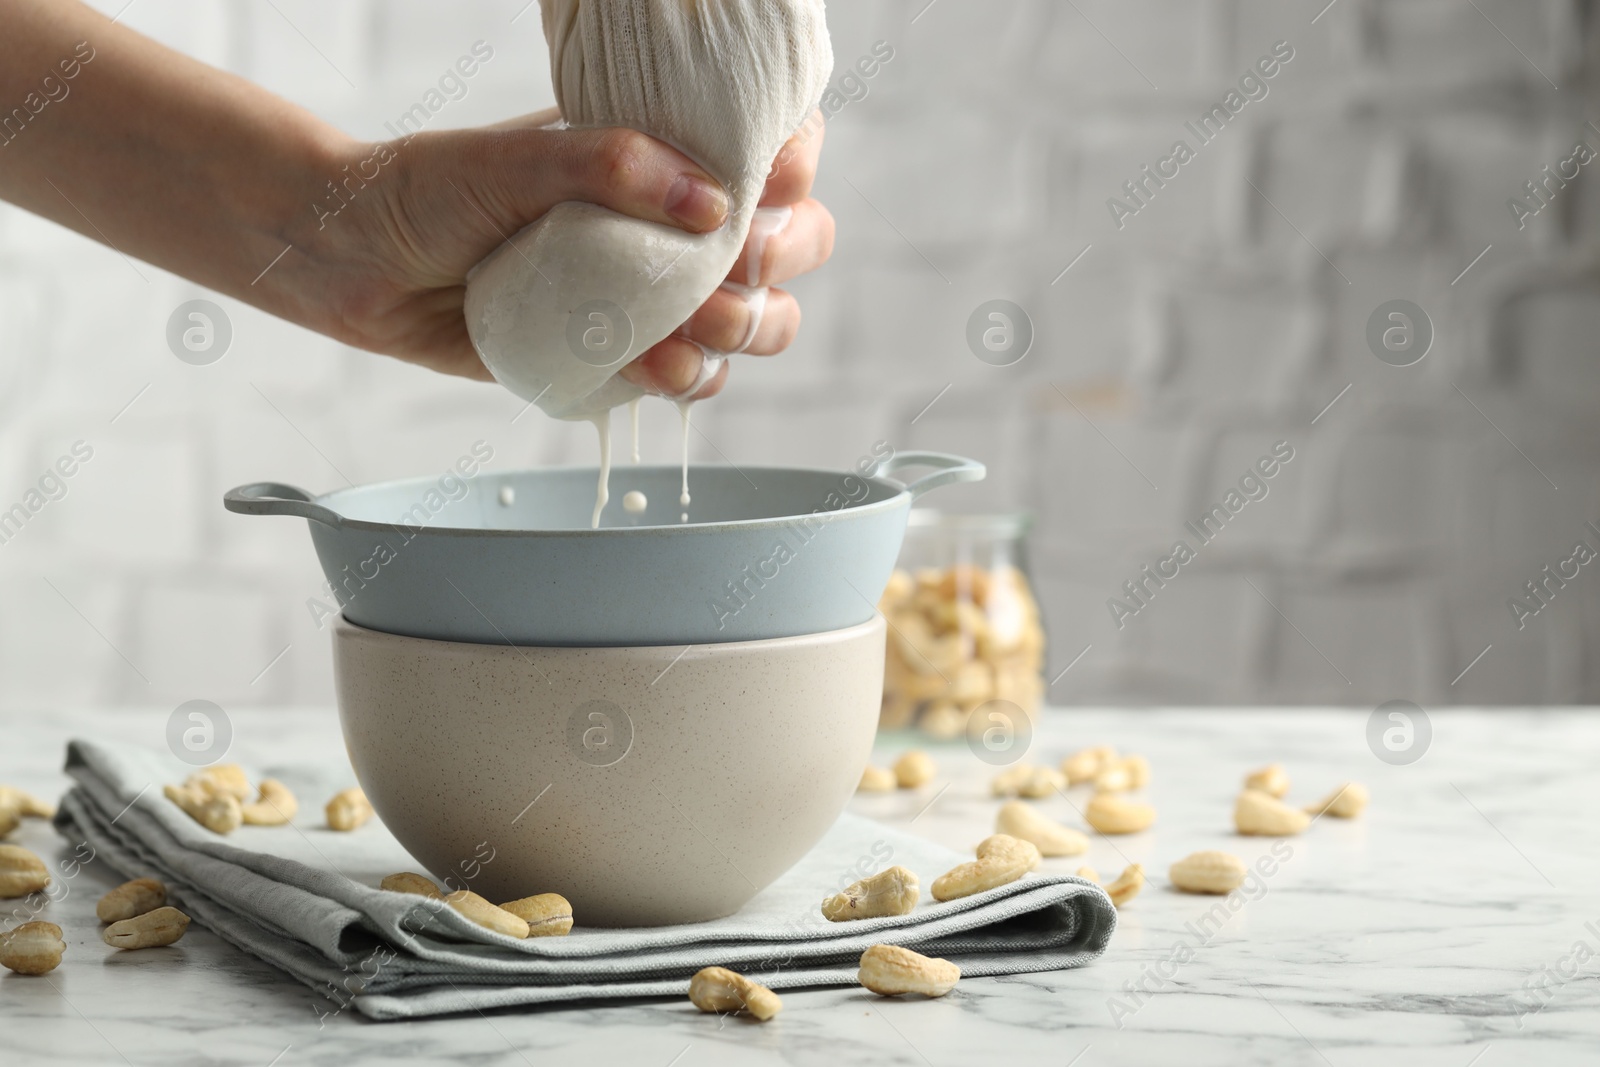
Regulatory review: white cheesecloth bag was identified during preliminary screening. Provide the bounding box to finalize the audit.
[464,0,833,420]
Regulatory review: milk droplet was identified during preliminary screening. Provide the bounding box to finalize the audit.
[623,490,647,513]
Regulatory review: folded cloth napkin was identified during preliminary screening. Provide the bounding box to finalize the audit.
[54,740,1116,1021]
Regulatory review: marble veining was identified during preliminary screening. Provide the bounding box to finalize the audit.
[2,706,1597,1065]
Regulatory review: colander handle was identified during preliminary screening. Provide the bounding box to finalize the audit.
[872,451,986,500]
[223,482,343,528]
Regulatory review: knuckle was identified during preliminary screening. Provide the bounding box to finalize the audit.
[588,128,656,198]
[697,298,744,353]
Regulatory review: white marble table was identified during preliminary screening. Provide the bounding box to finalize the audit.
[2,706,1597,1066]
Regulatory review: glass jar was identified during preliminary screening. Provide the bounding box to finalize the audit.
[877,510,1046,738]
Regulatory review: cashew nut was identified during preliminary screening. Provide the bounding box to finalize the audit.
[1235,789,1309,836]
[445,890,529,938]
[0,921,64,975]
[689,966,783,1020]
[0,845,51,898]
[325,788,373,832]
[500,893,574,937]
[0,785,55,820]
[857,766,897,793]
[103,906,191,950]
[990,763,1065,798]
[381,872,443,899]
[1102,864,1145,907]
[994,800,1088,856]
[821,866,920,921]
[858,944,960,997]
[893,750,937,789]
[241,779,299,826]
[1094,755,1150,793]
[1061,745,1117,785]
[164,783,242,835]
[931,834,1040,901]
[96,878,168,923]
[185,764,251,802]
[1084,794,1156,835]
[1169,851,1247,894]
[1244,763,1290,799]
[1303,782,1369,818]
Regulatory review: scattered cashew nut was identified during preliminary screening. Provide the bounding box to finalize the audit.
[103,906,191,950]
[1170,851,1248,894]
[325,788,373,832]
[0,845,51,899]
[381,872,443,899]
[185,764,251,802]
[241,779,299,826]
[689,965,783,1020]
[1061,745,1117,785]
[0,785,55,820]
[821,866,920,921]
[990,763,1065,798]
[1093,755,1150,793]
[1102,864,1145,907]
[995,800,1088,857]
[858,944,960,997]
[1303,782,1369,819]
[0,921,65,975]
[1084,794,1156,835]
[893,750,937,789]
[164,783,242,835]
[96,878,168,923]
[445,890,529,938]
[857,766,897,793]
[1244,763,1290,799]
[931,834,1040,901]
[1235,789,1310,836]
[500,893,575,937]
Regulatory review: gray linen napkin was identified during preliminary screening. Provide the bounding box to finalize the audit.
[54,739,1116,1020]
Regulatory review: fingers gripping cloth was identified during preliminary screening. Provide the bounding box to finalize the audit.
[464,1,833,419]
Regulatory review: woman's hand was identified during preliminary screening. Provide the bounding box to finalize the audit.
[0,0,830,400]
[303,111,833,400]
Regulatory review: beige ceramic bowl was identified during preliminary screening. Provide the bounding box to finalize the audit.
[333,613,885,927]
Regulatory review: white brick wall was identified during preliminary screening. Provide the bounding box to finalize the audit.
[1,0,1597,713]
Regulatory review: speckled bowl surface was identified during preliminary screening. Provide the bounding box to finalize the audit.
[332,613,886,927]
